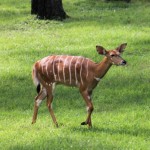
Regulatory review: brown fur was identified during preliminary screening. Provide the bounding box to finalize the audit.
[32,43,127,127]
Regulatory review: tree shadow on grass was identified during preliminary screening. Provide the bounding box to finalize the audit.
[70,125,150,139]
[9,135,115,150]
[66,0,135,25]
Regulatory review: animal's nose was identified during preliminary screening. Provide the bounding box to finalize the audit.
[122,60,127,65]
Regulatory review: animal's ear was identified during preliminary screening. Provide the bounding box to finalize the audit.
[116,43,127,53]
[96,45,107,55]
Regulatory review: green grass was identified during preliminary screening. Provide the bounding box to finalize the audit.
[0,0,150,149]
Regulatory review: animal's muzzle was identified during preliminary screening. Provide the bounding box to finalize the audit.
[121,60,127,65]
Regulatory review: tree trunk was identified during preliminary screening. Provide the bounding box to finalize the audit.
[31,0,38,14]
[31,0,68,20]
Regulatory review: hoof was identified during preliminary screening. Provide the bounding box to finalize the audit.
[81,122,87,125]
[55,123,59,128]
[32,121,36,124]
[88,124,92,128]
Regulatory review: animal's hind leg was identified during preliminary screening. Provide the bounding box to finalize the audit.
[32,88,47,124]
[47,94,58,127]
[46,83,58,127]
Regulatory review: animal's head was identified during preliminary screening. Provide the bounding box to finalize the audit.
[96,43,127,66]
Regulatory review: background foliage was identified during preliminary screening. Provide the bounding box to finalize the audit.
[0,0,150,149]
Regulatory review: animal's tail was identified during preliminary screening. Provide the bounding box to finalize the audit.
[32,64,41,94]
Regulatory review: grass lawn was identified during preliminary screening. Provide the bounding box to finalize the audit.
[0,0,150,149]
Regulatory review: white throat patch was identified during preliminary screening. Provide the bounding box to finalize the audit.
[94,77,101,81]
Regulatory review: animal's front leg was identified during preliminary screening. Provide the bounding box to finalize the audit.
[80,90,94,128]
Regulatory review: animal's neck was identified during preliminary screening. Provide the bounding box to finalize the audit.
[95,57,112,79]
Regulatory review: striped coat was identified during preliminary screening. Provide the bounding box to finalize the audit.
[31,43,127,127]
[33,55,100,91]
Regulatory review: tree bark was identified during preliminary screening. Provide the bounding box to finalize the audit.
[31,0,38,14]
[31,0,68,20]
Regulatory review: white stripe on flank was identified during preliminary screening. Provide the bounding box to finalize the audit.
[46,61,49,77]
[80,58,84,85]
[75,57,80,85]
[41,57,48,75]
[42,64,44,75]
[57,55,62,81]
[86,58,89,79]
[47,56,53,75]
[63,56,68,83]
[69,56,74,84]
[53,56,57,81]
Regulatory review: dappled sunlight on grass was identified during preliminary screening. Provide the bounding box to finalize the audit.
[0,0,150,149]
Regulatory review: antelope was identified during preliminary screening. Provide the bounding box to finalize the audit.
[32,43,127,127]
